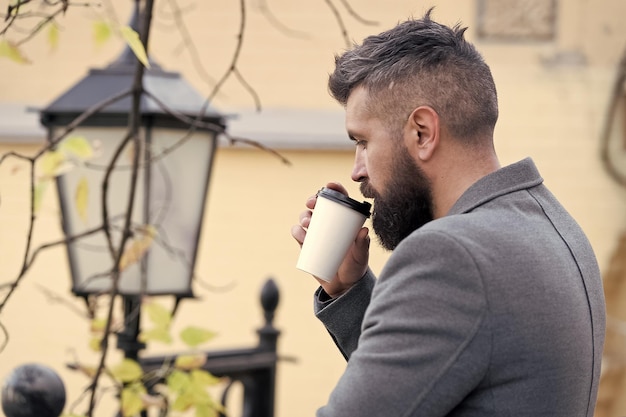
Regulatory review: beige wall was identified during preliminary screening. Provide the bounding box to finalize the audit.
[2,0,626,416]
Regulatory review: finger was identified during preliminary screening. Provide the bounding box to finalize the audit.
[355,227,370,251]
[325,181,348,196]
[291,224,306,246]
[305,195,317,210]
[299,210,312,228]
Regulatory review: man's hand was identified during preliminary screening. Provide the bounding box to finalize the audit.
[291,182,370,298]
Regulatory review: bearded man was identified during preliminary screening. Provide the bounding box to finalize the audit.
[291,9,605,417]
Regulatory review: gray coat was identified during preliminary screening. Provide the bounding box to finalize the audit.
[314,158,605,417]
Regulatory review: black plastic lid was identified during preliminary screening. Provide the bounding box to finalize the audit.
[317,187,371,217]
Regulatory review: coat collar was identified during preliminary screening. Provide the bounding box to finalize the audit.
[447,158,544,216]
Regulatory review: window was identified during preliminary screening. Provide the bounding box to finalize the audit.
[477,0,557,41]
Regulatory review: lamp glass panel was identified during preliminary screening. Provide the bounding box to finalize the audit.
[144,127,215,293]
[55,126,214,295]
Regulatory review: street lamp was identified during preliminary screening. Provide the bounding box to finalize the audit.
[39,14,226,361]
[40,48,225,298]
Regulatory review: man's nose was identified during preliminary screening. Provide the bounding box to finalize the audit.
[351,149,367,183]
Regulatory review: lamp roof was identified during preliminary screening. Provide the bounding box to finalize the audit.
[40,54,225,126]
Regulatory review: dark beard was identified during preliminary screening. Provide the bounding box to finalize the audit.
[360,148,433,251]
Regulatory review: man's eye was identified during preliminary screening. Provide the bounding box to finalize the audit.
[355,140,366,148]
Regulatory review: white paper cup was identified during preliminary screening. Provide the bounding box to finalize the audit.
[296,187,371,282]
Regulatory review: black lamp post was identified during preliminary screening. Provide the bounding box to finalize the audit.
[39,10,225,361]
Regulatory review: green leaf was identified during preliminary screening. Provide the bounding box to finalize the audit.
[48,22,59,50]
[0,39,30,64]
[33,179,49,214]
[75,176,89,223]
[144,301,172,328]
[195,403,217,417]
[88,336,102,352]
[138,326,172,345]
[39,149,69,178]
[180,327,216,348]
[90,317,107,332]
[93,20,112,46]
[121,383,146,417]
[119,25,150,68]
[166,369,190,393]
[187,380,211,403]
[60,136,94,159]
[174,353,207,371]
[171,391,195,411]
[190,369,220,387]
[110,358,143,383]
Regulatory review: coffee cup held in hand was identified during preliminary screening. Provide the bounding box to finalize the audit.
[296,187,372,282]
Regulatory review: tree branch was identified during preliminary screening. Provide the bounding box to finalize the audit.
[599,42,626,188]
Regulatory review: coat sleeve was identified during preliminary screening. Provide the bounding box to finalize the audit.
[317,230,491,417]
[314,269,377,360]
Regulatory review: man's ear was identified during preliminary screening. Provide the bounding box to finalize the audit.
[404,106,440,162]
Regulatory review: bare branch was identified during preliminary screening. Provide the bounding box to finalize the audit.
[39,88,133,159]
[599,42,626,188]
[0,223,105,315]
[323,0,351,48]
[205,0,262,110]
[0,150,34,166]
[35,283,90,318]
[257,0,310,39]
[232,68,261,112]
[142,88,290,165]
[338,0,378,26]
[0,321,8,354]
[226,134,292,165]
[88,0,156,413]
[164,0,217,86]
[14,5,63,46]
[1,1,95,38]
[24,225,105,272]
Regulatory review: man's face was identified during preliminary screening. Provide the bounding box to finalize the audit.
[346,87,434,250]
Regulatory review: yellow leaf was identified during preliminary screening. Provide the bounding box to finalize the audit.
[39,149,74,178]
[110,358,143,383]
[190,369,220,387]
[121,383,146,417]
[88,336,102,352]
[33,179,49,214]
[180,326,216,348]
[61,136,94,159]
[166,369,190,393]
[93,20,112,47]
[138,326,172,345]
[195,403,218,417]
[119,25,150,68]
[48,22,59,50]
[39,150,63,178]
[0,39,30,64]
[119,225,157,271]
[174,353,207,371]
[75,176,89,223]
[90,317,108,332]
[143,301,172,328]
[171,391,194,412]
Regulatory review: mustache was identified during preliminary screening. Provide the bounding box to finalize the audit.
[360,181,378,199]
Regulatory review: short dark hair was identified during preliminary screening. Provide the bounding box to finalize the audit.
[328,8,498,141]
